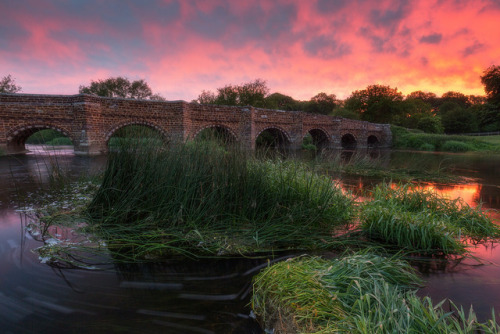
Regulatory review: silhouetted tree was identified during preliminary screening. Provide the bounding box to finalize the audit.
[304,92,337,115]
[344,84,404,123]
[197,79,270,107]
[0,74,22,93]
[79,77,165,100]
[481,65,500,105]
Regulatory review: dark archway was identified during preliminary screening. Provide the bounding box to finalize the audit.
[341,133,357,150]
[367,135,380,148]
[106,124,166,150]
[194,125,237,145]
[303,129,330,150]
[256,127,290,151]
[7,125,74,154]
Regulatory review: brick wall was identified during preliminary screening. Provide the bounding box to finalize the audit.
[0,93,392,154]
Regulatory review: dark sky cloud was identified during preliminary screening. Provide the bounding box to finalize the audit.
[462,41,484,56]
[419,33,443,44]
[303,35,352,59]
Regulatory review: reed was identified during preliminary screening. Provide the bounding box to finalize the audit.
[252,253,500,333]
[359,183,500,254]
[86,138,353,258]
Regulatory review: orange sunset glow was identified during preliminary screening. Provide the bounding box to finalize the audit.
[1,0,499,101]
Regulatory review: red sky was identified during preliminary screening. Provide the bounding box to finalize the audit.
[1,0,499,101]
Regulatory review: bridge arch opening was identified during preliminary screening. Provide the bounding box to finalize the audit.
[7,125,74,154]
[256,127,291,151]
[367,135,380,148]
[106,123,166,150]
[341,133,357,150]
[194,125,237,146]
[303,129,329,151]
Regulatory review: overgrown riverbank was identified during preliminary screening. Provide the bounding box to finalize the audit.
[392,125,500,152]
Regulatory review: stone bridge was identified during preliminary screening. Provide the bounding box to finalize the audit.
[0,93,391,155]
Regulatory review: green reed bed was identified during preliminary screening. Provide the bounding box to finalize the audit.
[86,139,353,258]
[359,183,500,254]
[252,252,499,334]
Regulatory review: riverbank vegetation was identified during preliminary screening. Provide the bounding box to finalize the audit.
[20,138,500,331]
[391,125,499,152]
[86,139,353,258]
[252,253,499,333]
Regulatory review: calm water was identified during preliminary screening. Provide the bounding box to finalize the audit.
[1,146,500,332]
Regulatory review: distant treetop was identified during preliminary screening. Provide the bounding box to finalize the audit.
[0,74,22,93]
[79,76,165,100]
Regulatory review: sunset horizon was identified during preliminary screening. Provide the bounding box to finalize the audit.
[1,0,499,101]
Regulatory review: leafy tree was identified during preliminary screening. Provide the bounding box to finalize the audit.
[304,92,337,115]
[196,90,217,104]
[481,65,500,105]
[406,91,439,109]
[344,84,404,123]
[416,115,443,133]
[0,74,22,93]
[197,79,270,107]
[264,92,300,110]
[79,77,164,100]
[440,103,477,133]
[439,91,470,109]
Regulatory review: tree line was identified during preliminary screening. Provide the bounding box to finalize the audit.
[2,65,499,134]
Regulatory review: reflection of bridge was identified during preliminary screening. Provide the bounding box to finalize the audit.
[0,93,392,155]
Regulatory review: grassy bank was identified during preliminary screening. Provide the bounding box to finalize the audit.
[392,125,500,152]
[252,253,499,333]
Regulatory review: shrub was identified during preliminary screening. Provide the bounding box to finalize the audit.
[442,140,473,152]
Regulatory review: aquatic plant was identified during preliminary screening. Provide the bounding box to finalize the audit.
[86,138,353,258]
[252,253,500,333]
[359,183,500,254]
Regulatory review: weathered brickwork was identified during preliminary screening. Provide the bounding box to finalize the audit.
[0,93,392,155]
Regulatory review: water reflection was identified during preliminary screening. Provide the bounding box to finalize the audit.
[2,146,500,329]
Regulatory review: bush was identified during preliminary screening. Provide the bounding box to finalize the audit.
[442,140,473,152]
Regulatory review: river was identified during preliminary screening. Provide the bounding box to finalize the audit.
[1,146,499,333]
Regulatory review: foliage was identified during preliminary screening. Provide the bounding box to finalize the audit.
[416,114,443,133]
[197,79,270,107]
[481,65,500,105]
[0,74,22,93]
[264,92,301,110]
[391,125,497,152]
[440,103,478,133]
[26,129,68,145]
[252,253,499,333]
[303,92,337,115]
[79,76,165,100]
[344,84,404,123]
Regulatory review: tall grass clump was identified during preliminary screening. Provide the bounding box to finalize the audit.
[86,138,353,258]
[359,183,500,254]
[252,253,499,333]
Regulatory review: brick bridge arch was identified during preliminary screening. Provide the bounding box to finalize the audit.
[0,94,392,155]
[192,124,239,142]
[304,127,331,149]
[104,120,169,145]
[6,123,75,153]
